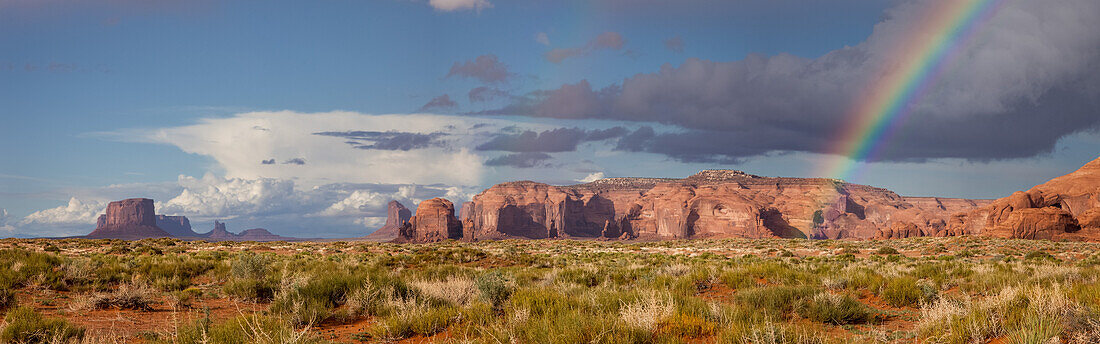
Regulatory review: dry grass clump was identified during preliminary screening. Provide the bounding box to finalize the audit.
[618,293,674,331]
[70,283,157,311]
[411,276,478,306]
[918,284,1092,344]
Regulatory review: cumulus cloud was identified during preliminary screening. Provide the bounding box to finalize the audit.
[545,32,626,63]
[577,172,605,183]
[314,130,447,151]
[489,0,1100,163]
[99,111,496,187]
[419,94,458,112]
[476,127,628,152]
[158,174,300,219]
[664,36,684,53]
[429,0,491,12]
[484,152,553,168]
[446,55,512,84]
[19,197,106,226]
[283,158,306,165]
[261,159,275,165]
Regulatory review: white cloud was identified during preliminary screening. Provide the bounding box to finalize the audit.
[354,216,386,228]
[535,32,550,46]
[0,209,15,233]
[429,0,491,12]
[19,197,107,226]
[316,189,403,217]
[578,172,605,183]
[158,173,299,219]
[113,111,500,188]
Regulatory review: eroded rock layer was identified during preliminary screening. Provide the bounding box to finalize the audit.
[951,157,1100,240]
[365,201,412,241]
[398,170,992,242]
[398,198,463,243]
[87,198,172,239]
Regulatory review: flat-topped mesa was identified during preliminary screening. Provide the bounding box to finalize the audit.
[453,169,990,242]
[87,198,172,239]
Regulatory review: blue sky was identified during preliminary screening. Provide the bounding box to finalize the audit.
[2,0,1098,238]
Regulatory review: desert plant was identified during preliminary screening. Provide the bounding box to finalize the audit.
[476,271,513,309]
[0,306,85,343]
[796,292,874,325]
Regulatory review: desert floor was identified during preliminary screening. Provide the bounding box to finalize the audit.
[0,237,1098,343]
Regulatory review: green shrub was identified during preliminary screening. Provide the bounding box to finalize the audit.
[881,276,924,307]
[271,271,362,325]
[0,306,85,343]
[736,285,818,315]
[476,270,513,309]
[796,293,874,325]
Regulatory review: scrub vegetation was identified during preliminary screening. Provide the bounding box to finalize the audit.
[0,237,1097,343]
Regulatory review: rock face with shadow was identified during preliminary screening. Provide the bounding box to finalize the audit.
[87,198,172,239]
[155,215,199,237]
[364,201,412,241]
[950,156,1100,240]
[397,198,463,243]
[396,169,991,243]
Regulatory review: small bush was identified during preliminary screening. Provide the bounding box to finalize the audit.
[881,276,924,307]
[0,306,85,343]
[476,271,513,309]
[797,293,874,325]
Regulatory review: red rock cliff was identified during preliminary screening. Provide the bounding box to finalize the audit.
[87,198,172,239]
[459,170,988,241]
[364,201,412,241]
[951,157,1100,240]
[398,198,463,243]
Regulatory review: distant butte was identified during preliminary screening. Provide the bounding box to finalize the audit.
[84,199,305,241]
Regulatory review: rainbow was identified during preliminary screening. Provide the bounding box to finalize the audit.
[823,0,1006,182]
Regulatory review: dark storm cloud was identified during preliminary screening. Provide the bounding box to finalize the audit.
[484,0,1100,163]
[664,36,684,53]
[418,94,458,112]
[313,131,447,151]
[476,127,629,153]
[446,54,512,84]
[468,86,510,102]
[261,159,275,165]
[484,152,553,168]
[545,32,626,63]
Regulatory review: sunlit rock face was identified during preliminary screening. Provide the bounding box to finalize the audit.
[87,198,172,239]
[456,170,989,241]
[398,198,463,243]
[953,157,1100,240]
